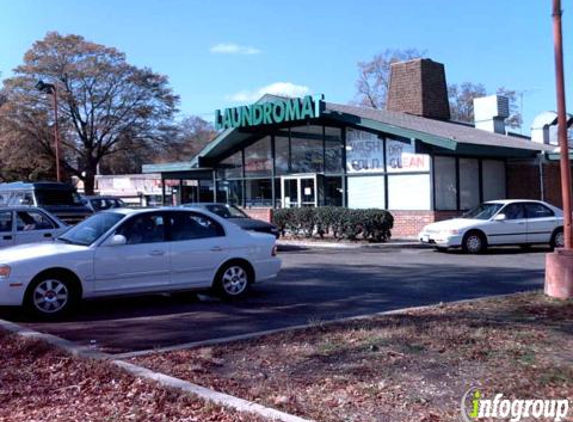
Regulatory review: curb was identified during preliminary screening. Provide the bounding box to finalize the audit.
[277,239,423,250]
[113,290,536,359]
[0,318,314,422]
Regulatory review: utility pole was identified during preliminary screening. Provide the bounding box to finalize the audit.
[553,0,572,248]
[545,0,573,299]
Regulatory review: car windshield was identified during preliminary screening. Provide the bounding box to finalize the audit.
[57,212,124,245]
[205,204,248,218]
[90,198,125,211]
[462,203,504,220]
[36,190,84,206]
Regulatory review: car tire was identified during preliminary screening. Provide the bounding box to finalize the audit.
[462,231,486,254]
[25,274,79,319]
[550,228,564,249]
[214,261,252,299]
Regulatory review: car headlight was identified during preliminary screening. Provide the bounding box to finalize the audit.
[440,229,460,237]
[0,265,11,278]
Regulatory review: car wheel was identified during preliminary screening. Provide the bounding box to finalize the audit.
[25,275,78,319]
[462,231,486,254]
[214,262,251,299]
[551,228,564,249]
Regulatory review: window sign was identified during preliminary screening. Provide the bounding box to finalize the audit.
[386,139,430,173]
[346,129,384,173]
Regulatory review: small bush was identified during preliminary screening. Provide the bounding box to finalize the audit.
[272,207,393,242]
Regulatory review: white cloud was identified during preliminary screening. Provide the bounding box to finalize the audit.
[210,43,261,55]
[227,82,311,103]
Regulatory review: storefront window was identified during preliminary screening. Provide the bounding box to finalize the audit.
[244,137,272,177]
[290,126,323,173]
[346,129,384,174]
[245,179,273,207]
[325,127,343,174]
[275,135,290,175]
[347,175,385,209]
[460,158,480,210]
[387,174,431,210]
[321,176,343,206]
[482,160,506,201]
[434,156,457,210]
[386,138,430,173]
[215,180,243,205]
[216,151,243,180]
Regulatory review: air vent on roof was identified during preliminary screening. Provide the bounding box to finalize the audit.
[473,95,509,134]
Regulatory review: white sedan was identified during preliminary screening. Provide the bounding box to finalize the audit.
[0,206,68,248]
[419,199,564,253]
[0,207,281,318]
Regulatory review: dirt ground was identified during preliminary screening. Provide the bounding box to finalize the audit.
[0,331,267,422]
[132,292,573,422]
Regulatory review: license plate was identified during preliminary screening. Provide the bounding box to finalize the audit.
[422,234,430,242]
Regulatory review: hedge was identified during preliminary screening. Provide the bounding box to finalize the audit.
[272,207,394,242]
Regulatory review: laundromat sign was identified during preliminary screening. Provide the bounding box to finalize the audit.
[215,95,324,130]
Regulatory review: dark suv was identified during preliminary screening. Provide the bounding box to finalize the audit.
[0,182,93,225]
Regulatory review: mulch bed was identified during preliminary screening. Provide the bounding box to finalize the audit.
[132,292,573,422]
[0,331,268,422]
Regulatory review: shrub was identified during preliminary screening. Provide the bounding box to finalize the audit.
[272,207,393,242]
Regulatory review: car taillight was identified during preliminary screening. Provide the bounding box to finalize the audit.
[272,245,278,256]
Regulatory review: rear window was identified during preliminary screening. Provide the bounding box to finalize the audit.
[35,190,83,206]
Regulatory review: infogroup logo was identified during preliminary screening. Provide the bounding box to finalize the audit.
[461,387,570,422]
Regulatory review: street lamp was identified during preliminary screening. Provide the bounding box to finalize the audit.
[35,79,62,182]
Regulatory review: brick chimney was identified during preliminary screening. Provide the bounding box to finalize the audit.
[386,58,451,120]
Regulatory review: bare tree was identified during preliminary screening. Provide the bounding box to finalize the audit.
[448,83,522,129]
[0,32,179,194]
[354,48,426,109]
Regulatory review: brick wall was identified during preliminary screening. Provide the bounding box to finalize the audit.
[506,161,564,208]
[391,210,460,239]
[387,58,450,120]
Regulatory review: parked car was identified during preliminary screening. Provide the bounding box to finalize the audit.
[0,207,280,318]
[0,207,68,248]
[82,195,126,212]
[0,182,92,225]
[418,200,564,253]
[182,203,280,238]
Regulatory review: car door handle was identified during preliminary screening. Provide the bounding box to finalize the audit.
[2,235,12,240]
[210,246,223,252]
[44,233,52,238]
[150,250,165,256]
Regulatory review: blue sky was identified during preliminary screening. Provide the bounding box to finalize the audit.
[1,0,571,133]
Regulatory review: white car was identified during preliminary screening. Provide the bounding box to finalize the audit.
[0,207,281,318]
[0,206,68,248]
[419,200,564,253]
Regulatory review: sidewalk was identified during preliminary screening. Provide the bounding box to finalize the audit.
[277,237,423,250]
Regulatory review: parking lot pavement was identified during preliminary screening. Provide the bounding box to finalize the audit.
[2,246,547,354]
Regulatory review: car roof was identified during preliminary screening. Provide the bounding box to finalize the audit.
[84,195,124,200]
[0,206,54,212]
[0,181,76,191]
[183,202,230,207]
[484,199,552,205]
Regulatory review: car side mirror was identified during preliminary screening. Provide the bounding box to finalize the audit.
[494,213,507,222]
[108,234,127,246]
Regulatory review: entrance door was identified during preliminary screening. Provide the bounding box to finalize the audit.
[281,175,317,208]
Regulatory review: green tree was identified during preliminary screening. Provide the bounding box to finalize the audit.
[0,32,179,194]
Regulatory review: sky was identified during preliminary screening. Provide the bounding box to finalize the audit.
[1,0,571,134]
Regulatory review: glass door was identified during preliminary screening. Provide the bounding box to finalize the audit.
[281,175,317,208]
[282,178,299,208]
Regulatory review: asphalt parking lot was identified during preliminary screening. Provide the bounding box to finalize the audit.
[2,245,547,354]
